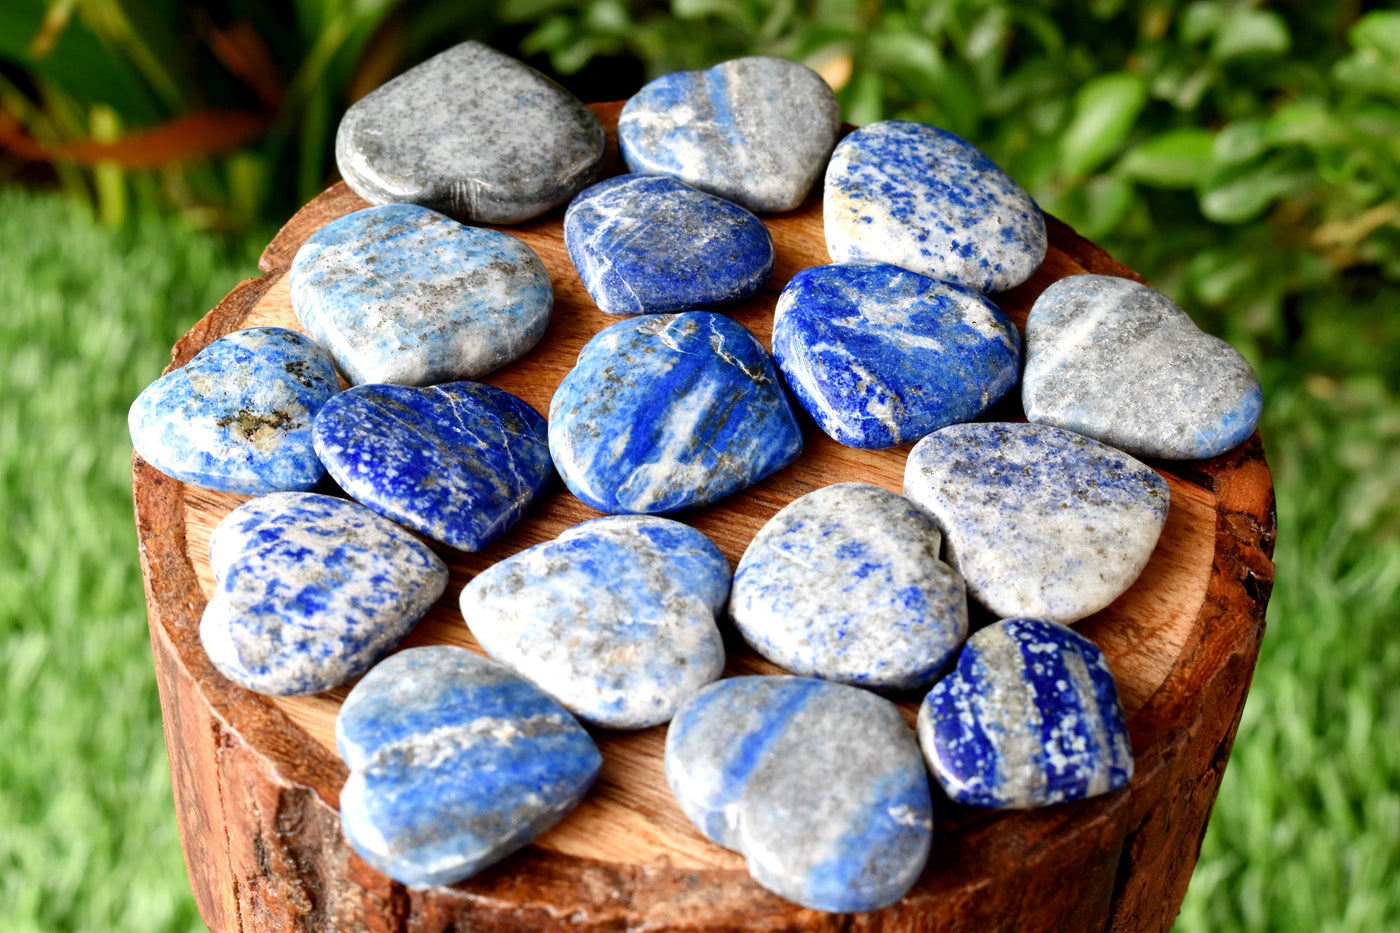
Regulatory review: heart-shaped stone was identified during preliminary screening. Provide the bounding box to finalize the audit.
[313,382,551,551]
[1022,274,1263,459]
[824,121,1047,293]
[291,204,552,386]
[918,617,1133,808]
[335,41,604,224]
[337,646,601,887]
[666,676,932,913]
[564,174,774,314]
[128,327,338,494]
[772,262,1021,448]
[731,483,966,690]
[461,515,728,728]
[618,56,842,212]
[201,492,447,695]
[903,422,1169,624]
[549,312,803,514]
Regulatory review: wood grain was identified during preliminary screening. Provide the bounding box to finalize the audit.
[134,102,1276,931]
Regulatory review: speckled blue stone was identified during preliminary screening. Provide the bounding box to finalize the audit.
[290,203,551,386]
[461,515,728,729]
[312,382,551,551]
[824,121,1047,293]
[549,312,803,514]
[337,646,601,888]
[201,493,447,695]
[128,327,338,494]
[772,262,1021,448]
[564,174,774,315]
[666,676,932,913]
[917,618,1133,808]
[617,56,842,212]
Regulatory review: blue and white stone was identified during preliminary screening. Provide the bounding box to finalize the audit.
[917,617,1133,808]
[461,515,728,729]
[290,203,551,386]
[337,646,601,887]
[824,121,1047,293]
[313,382,551,552]
[335,41,604,224]
[903,423,1169,624]
[1023,274,1263,460]
[201,492,447,696]
[549,312,803,514]
[128,327,338,494]
[618,56,842,213]
[731,483,966,690]
[564,174,774,315]
[666,676,932,913]
[772,262,1021,448]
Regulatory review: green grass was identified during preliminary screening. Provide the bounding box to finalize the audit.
[0,187,1396,930]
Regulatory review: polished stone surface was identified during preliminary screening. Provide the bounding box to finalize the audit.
[903,422,1169,624]
[291,203,551,386]
[335,41,604,224]
[772,262,1021,448]
[461,515,728,729]
[201,493,447,695]
[618,56,841,212]
[128,327,338,494]
[1022,274,1263,459]
[337,646,601,887]
[824,120,1046,293]
[564,174,774,315]
[666,676,932,913]
[549,312,803,514]
[313,382,552,551]
[731,483,966,690]
[917,617,1133,808]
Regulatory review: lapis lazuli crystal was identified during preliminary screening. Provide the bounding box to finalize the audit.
[337,646,601,887]
[128,327,338,495]
[917,617,1134,808]
[564,174,774,315]
[772,262,1021,448]
[313,382,551,551]
[549,312,803,514]
[666,676,932,913]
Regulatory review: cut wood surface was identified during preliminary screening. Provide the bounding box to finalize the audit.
[134,102,1277,932]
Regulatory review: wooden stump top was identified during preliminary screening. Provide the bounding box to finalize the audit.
[134,102,1276,932]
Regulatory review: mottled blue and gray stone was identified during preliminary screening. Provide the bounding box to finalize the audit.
[731,483,966,690]
[564,174,774,315]
[1023,274,1263,460]
[291,204,551,386]
[618,56,842,213]
[903,423,1169,624]
[824,121,1047,293]
[666,676,932,913]
[335,41,604,224]
[772,262,1021,449]
[549,312,803,514]
[918,617,1133,808]
[201,493,447,696]
[337,646,601,887]
[128,327,338,495]
[461,515,728,729]
[312,382,551,552]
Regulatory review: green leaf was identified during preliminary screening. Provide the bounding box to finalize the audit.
[1179,1,1224,45]
[1118,128,1216,187]
[1198,160,1310,224]
[1349,11,1400,59]
[1211,8,1290,61]
[1212,118,1270,166]
[1059,71,1146,176]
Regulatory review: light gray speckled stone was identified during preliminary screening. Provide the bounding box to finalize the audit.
[1022,274,1263,459]
[903,422,1169,624]
[731,483,967,690]
[335,41,604,224]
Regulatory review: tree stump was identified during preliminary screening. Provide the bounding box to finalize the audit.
[133,102,1276,932]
